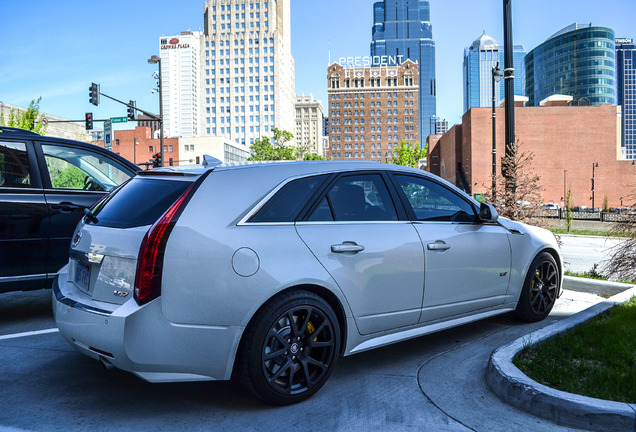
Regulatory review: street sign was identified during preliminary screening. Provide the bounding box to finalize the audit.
[110,117,128,123]
[104,120,113,151]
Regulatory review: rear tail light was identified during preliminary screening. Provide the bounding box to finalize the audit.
[134,184,195,305]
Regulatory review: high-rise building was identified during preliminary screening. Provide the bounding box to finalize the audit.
[616,37,636,160]
[327,60,419,162]
[370,0,435,145]
[525,24,616,107]
[159,31,203,138]
[433,117,448,135]
[463,32,526,113]
[294,95,324,157]
[200,0,295,146]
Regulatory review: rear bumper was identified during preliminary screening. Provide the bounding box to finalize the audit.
[53,266,242,382]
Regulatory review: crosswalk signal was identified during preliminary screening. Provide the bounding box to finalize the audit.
[89,83,100,106]
[85,112,93,130]
[127,100,136,121]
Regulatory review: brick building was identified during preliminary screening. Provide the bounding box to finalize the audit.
[428,103,635,208]
[92,126,250,168]
[326,60,419,162]
[94,126,179,169]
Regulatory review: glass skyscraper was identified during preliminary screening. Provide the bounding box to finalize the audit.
[525,24,616,107]
[463,32,526,113]
[616,38,635,160]
[370,0,436,145]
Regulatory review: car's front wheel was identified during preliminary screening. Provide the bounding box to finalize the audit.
[513,252,560,322]
[237,290,340,405]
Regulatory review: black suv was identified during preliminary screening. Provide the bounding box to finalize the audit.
[0,127,138,293]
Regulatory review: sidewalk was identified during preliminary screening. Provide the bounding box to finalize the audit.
[486,280,636,431]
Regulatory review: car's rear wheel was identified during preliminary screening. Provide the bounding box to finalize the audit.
[237,290,340,405]
[513,252,559,322]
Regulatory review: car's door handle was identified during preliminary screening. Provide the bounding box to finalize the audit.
[331,242,365,254]
[51,202,80,212]
[427,241,451,251]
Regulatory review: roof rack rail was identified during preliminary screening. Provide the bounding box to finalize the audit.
[0,126,40,136]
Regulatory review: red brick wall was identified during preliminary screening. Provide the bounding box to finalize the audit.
[92,126,180,168]
[432,105,635,208]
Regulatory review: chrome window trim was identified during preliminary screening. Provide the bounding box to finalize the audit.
[296,220,411,226]
[237,172,329,226]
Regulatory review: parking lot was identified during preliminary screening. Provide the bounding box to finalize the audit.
[1,285,607,432]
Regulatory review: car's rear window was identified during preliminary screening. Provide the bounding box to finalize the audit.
[248,174,329,223]
[91,178,193,228]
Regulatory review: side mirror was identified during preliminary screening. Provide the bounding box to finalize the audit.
[479,202,499,222]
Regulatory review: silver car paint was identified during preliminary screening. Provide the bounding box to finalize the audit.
[54,161,563,383]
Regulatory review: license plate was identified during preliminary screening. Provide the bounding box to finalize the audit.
[74,260,91,292]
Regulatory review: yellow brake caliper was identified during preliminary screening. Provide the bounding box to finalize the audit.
[306,320,318,342]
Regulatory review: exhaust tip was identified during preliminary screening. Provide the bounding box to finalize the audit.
[99,357,115,371]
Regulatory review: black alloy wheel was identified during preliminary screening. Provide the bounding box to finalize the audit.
[514,252,560,322]
[237,290,340,405]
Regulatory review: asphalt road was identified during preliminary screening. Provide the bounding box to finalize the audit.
[559,234,623,275]
[0,287,606,432]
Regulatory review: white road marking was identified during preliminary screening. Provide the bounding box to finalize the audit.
[0,328,59,341]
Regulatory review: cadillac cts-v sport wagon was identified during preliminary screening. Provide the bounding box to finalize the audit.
[53,160,562,404]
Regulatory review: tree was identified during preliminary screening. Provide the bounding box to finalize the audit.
[248,128,295,161]
[564,187,574,233]
[486,140,544,224]
[603,183,636,282]
[0,97,48,136]
[603,195,610,213]
[302,153,324,161]
[390,139,428,168]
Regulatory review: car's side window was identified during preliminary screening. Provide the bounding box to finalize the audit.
[394,174,476,222]
[249,174,329,223]
[308,174,398,222]
[42,144,132,192]
[0,142,32,187]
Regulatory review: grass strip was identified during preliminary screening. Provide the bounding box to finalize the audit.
[514,297,636,403]
[547,228,631,238]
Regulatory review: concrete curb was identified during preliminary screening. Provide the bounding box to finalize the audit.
[486,284,636,431]
[563,275,634,297]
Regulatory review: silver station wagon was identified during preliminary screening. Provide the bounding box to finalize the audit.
[53,160,562,405]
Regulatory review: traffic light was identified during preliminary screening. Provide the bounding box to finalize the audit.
[89,83,100,106]
[127,100,136,121]
[152,153,162,168]
[85,112,93,130]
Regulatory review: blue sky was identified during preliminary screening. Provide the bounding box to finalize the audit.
[1,0,633,130]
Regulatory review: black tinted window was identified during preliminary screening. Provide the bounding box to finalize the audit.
[0,142,31,187]
[309,174,398,222]
[249,174,328,223]
[92,178,192,228]
[395,175,476,222]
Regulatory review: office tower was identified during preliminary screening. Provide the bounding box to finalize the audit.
[294,95,324,157]
[327,60,419,162]
[616,38,635,159]
[370,0,435,145]
[159,31,203,138]
[463,32,526,113]
[525,24,616,107]
[200,0,295,145]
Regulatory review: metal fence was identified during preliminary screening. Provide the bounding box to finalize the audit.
[539,209,635,222]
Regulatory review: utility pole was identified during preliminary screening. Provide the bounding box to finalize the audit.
[503,0,516,206]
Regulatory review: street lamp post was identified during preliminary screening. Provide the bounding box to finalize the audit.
[147,55,164,167]
[591,162,599,210]
[491,62,503,202]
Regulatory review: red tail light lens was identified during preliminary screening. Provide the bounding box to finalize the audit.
[134,184,194,305]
